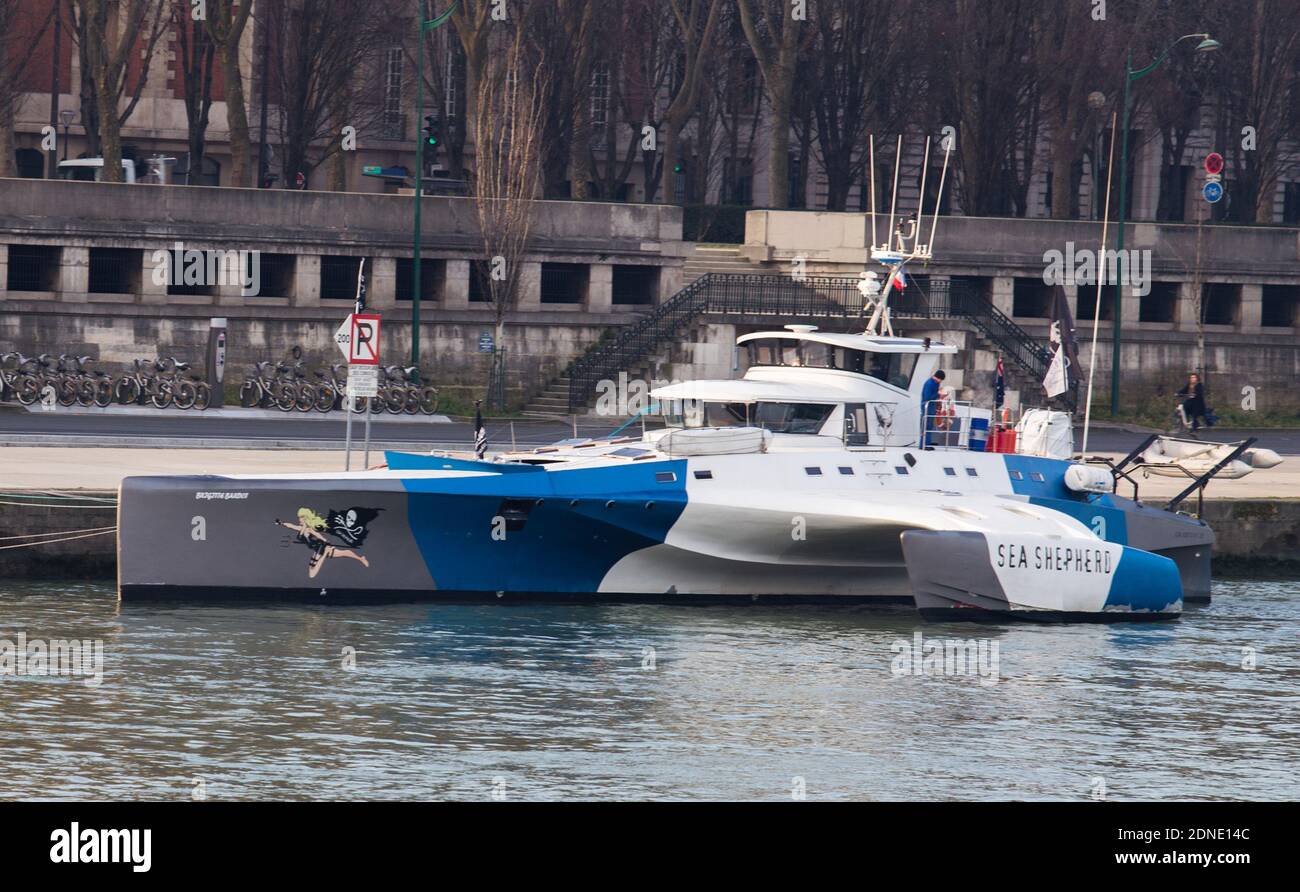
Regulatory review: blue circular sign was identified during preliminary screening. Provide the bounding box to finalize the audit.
[1203,181,1224,203]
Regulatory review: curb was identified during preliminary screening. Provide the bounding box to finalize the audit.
[13,404,452,424]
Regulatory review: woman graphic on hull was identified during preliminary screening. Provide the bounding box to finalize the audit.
[276,507,377,578]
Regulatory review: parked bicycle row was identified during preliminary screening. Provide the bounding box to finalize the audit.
[238,361,440,414]
[0,353,211,410]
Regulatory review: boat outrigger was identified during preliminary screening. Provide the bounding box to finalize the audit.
[115,135,1278,620]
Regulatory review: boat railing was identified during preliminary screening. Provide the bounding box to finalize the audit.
[921,400,974,450]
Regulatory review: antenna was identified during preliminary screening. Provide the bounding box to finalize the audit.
[887,135,902,250]
[925,139,952,257]
[1081,113,1118,456]
[915,136,931,243]
[868,135,878,252]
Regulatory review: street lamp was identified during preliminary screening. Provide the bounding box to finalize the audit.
[1110,33,1220,416]
[59,109,76,163]
[411,0,459,374]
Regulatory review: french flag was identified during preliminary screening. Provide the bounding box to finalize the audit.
[893,268,907,292]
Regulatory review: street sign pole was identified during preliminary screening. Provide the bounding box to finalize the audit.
[336,312,381,471]
[344,391,355,472]
[363,390,373,467]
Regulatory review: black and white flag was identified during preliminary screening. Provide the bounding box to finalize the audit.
[474,401,487,460]
[1044,284,1080,398]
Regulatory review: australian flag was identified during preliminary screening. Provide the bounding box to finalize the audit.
[474,401,487,460]
[994,355,1006,410]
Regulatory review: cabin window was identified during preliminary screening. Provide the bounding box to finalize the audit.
[838,466,854,475]
[894,466,909,475]
[804,467,823,476]
[1030,472,1045,482]
[655,472,677,483]
[753,402,834,434]
[702,402,752,427]
[693,470,713,480]
[944,467,957,476]
[965,468,979,477]
[1009,470,1024,480]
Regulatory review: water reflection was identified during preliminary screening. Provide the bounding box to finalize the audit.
[0,579,1296,801]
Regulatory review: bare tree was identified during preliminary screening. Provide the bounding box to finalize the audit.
[736,0,817,209]
[805,0,917,211]
[174,1,216,184]
[205,0,254,187]
[471,28,547,407]
[263,0,391,189]
[1207,0,1300,223]
[0,2,54,177]
[70,0,168,183]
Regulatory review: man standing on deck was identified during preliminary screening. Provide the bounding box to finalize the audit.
[922,369,945,448]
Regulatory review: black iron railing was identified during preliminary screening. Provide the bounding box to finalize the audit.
[566,273,1077,412]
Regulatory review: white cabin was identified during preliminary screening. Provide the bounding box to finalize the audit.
[649,325,977,451]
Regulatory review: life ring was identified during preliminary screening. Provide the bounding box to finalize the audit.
[933,394,955,431]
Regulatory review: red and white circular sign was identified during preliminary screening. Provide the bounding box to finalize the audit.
[1204,152,1224,175]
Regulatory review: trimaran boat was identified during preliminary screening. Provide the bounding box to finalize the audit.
[117,137,1279,620]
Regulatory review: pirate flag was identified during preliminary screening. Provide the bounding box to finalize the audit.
[327,507,383,548]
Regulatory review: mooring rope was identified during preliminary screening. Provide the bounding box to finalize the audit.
[0,529,117,550]
[0,499,118,509]
[0,526,117,541]
[0,490,117,503]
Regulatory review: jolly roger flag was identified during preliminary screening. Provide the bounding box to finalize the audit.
[327,507,382,547]
[1045,284,1081,395]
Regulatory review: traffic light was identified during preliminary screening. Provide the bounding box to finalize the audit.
[673,161,684,174]
[422,114,441,164]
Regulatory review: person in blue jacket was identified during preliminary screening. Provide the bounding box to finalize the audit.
[922,369,945,448]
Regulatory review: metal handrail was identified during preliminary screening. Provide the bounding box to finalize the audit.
[565,273,1079,412]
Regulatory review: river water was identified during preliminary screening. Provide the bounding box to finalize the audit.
[1,578,1296,801]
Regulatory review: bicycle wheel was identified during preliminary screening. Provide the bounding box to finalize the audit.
[93,378,114,408]
[295,383,316,412]
[115,377,140,405]
[57,377,79,406]
[369,389,386,414]
[274,382,298,412]
[402,387,421,415]
[238,380,260,408]
[314,383,336,413]
[16,375,42,405]
[150,382,173,409]
[173,380,198,410]
[76,379,98,408]
[194,383,212,411]
[385,386,407,414]
[418,386,440,415]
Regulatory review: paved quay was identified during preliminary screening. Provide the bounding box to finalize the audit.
[0,445,1293,497]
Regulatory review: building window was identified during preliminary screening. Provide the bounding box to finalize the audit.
[724,157,753,206]
[1202,284,1240,326]
[1261,285,1299,328]
[320,256,367,301]
[591,61,610,127]
[612,265,658,306]
[540,263,587,304]
[1077,284,1116,321]
[1012,278,1053,318]
[88,248,141,294]
[1139,282,1178,323]
[249,253,294,298]
[1284,182,1300,225]
[788,155,804,208]
[6,245,60,292]
[382,47,404,140]
[396,259,442,302]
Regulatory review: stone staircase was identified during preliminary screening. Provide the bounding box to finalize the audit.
[524,371,575,417]
[682,244,772,282]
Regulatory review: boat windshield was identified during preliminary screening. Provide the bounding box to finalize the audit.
[673,400,834,434]
[744,338,916,389]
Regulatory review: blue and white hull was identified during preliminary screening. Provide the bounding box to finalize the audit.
[117,445,1211,619]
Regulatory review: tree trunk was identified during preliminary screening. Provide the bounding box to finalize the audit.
[765,76,792,208]
[95,75,122,182]
[222,41,252,187]
[0,102,14,178]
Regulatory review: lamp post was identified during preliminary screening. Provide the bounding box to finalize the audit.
[1110,33,1220,416]
[411,0,459,374]
[59,110,76,163]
